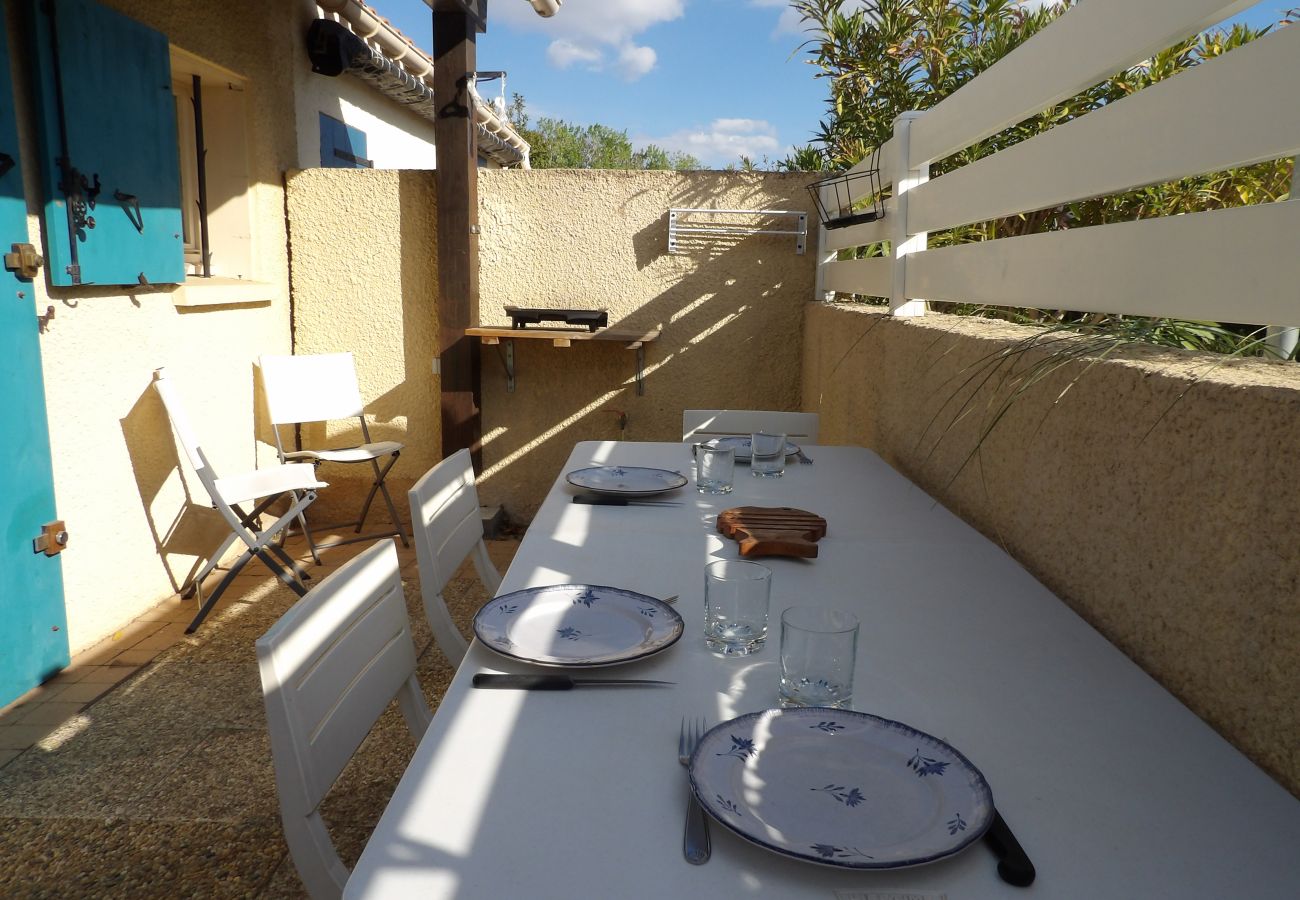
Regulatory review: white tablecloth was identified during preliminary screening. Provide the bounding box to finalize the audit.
[345,442,1300,899]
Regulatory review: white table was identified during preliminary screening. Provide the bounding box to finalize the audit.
[346,442,1300,899]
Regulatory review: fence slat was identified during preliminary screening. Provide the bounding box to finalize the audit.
[821,212,890,252]
[908,0,1255,169]
[909,24,1300,235]
[905,200,1300,324]
[822,257,890,298]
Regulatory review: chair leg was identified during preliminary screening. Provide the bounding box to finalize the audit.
[356,454,401,536]
[374,458,409,548]
[265,542,312,589]
[255,548,310,597]
[186,550,254,634]
[288,488,322,566]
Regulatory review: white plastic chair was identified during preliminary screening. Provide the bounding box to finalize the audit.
[256,539,431,900]
[259,352,409,563]
[407,449,503,666]
[153,367,328,634]
[682,409,820,443]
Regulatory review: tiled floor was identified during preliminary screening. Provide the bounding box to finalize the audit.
[0,532,517,897]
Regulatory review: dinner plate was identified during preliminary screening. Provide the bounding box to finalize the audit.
[690,708,994,870]
[473,584,684,667]
[565,465,688,497]
[704,436,800,462]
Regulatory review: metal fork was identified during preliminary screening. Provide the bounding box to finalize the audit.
[794,448,814,465]
[678,716,711,864]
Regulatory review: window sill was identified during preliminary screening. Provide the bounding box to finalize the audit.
[173,277,276,308]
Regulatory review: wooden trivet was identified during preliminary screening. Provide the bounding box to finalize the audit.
[717,506,827,559]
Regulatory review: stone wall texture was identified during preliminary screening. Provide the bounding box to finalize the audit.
[802,302,1300,796]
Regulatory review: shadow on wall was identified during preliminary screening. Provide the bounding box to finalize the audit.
[120,382,231,594]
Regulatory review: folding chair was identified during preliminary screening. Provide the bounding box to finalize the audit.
[256,540,430,900]
[408,449,502,666]
[153,367,328,634]
[682,409,820,443]
[259,353,409,562]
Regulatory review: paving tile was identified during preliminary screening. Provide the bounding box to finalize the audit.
[106,649,160,667]
[71,664,141,684]
[50,681,114,704]
[7,702,87,727]
[0,723,57,750]
[0,749,21,769]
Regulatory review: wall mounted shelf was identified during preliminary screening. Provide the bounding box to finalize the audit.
[466,326,660,395]
[668,208,808,255]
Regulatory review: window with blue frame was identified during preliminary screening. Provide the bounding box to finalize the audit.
[320,114,372,169]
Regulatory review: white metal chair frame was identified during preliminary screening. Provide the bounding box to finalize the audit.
[682,409,820,443]
[257,539,431,900]
[408,449,502,666]
[153,368,326,633]
[259,353,409,563]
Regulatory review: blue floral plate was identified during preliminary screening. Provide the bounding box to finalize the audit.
[690,708,994,870]
[566,465,688,497]
[473,584,684,667]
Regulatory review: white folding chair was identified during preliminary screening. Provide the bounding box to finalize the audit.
[257,539,431,900]
[153,367,328,633]
[682,409,820,443]
[407,449,503,666]
[259,352,409,563]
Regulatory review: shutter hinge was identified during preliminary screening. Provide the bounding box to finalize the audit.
[4,243,43,279]
[33,520,68,556]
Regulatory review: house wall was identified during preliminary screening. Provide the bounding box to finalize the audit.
[9,0,308,652]
[801,302,1300,796]
[283,167,441,519]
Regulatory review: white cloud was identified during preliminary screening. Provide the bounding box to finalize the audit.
[547,38,603,70]
[616,43,658,80]
[637,118,782,167]
[495,0,684,81]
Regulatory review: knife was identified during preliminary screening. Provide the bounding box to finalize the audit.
[572,495,681,507]
[472,673,676,690]
[984,809,1036,887]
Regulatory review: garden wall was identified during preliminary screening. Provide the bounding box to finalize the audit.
[802,302,1300,796]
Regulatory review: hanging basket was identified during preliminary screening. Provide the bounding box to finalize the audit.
[806,168,884,230]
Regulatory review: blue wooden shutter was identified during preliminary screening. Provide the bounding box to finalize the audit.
[27,0,184,285]
[320,113,372,169]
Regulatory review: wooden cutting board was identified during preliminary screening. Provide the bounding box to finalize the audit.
[717,506,827,559]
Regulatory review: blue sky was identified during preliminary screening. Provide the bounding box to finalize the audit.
[374,1,1294,169]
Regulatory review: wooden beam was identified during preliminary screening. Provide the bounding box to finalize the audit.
[433,10,481,468]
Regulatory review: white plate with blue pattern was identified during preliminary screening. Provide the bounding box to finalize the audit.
[473,584,685,667]
[690,708,994,870]
[565,465,688,497]
[703,436,800,462]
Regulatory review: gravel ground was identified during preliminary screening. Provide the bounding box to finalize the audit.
[0,538,517,898]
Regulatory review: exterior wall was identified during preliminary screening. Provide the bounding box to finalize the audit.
[801,302,1300,796]
[284,168,441,520]
[10,0,306,652]
[476,170,816,518]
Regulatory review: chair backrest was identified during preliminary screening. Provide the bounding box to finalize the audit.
[682,409,820,443]
[260,352,365,426]
[408,449,502,666]
[256,539,430,899]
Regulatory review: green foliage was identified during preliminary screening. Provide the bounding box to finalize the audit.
[507,94,700,171]
[790,0,1296,354]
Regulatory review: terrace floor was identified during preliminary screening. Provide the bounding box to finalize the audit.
[0,533,519,897]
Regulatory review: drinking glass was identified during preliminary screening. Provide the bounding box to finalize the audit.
[703,560,772,655]
[695,443,735,494]
[750,431,787,478]
[778,606,859,708]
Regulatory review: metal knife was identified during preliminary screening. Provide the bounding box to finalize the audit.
[472,673,676,690]
[572,495,680,507]
[984,809,1036,887]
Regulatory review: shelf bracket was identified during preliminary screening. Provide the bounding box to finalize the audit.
[505,339,515,393]
[636,345,645,396]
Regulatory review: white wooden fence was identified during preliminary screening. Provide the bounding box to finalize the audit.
[813,0,1299,352]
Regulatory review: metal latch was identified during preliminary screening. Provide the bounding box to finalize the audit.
[33,520,68,556]
[4,243,43,280]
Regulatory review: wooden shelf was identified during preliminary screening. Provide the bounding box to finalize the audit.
[466,326,659,349]
[466,326,660,395]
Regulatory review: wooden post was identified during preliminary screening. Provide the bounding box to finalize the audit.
[433,10,482,468]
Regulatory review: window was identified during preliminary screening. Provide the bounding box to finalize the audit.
[320,114,372,169]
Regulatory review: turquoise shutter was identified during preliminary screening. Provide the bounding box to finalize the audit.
[27,0,184,286]
[320,113,372,169]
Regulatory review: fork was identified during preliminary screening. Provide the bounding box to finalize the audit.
[678,717,711,864]
[794,448,814,465]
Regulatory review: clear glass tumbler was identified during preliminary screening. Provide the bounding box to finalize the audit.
[750,431,787,478]
[695,443,735,493]
[778,606,859,708]
[703,559,772,655]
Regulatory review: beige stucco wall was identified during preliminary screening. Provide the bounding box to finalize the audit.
[11,0,308,652]
[284,168,441,521]
[802,302,1300,796]
[476,170,817,518]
